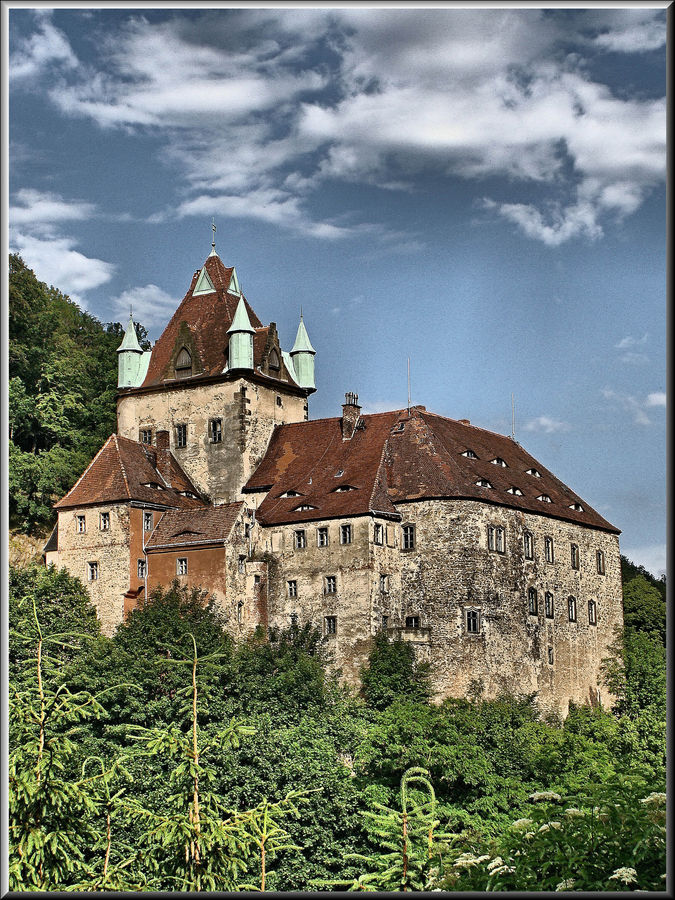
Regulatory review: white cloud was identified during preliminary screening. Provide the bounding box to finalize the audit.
[601,388,652,426]
[10,10,77,81]
[111,284,177,331]
[590,10,666,54]
[10,189,96,231]
[615,334,648,350]
[621,543,666,580]
[9,231,114,308]
[523,416,571,434]
[646,392,666,408]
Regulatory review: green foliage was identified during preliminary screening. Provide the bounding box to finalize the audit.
[361,631,431,709]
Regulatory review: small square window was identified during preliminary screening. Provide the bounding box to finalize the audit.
[143,511,153,532]
[254,574,261,585]
[287,580,298,598]
[588,599,597,625]
[548,647,554,665]
[568,596,577,622]
[380,574,389,593]
[544,536,554,563]
[210,419,222,443]
[405,615,420,629]
[177,557,188,575]
[596,550,605,575]
[76,515,86,533]
[87,561,99,581]
[340,524,352,545]
[139,428,153,444]
[374,523,384,545]
[325,615,337,635]
[276,396,283,407]
[571,544,580,570]
[402,524,415,550]
[528,587,538,615]
[137,559,146,578]
[545,591,554,619]
[294,530,306,549]
[175,423,187,448]
[325,575,337,594]
[317,527,328,547]
[524,532,533,559]
[100,512,110,531]
[466,609,480,634]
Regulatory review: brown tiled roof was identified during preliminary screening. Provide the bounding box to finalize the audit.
[54,435,206,510]
[144,503,244,549]
[140,254,263,388]
[244,407,619,533]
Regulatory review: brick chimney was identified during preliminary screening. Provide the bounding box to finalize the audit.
[155,429,172,486]
[341,392,361,440]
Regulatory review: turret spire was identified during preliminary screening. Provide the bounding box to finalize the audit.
[209,218,218,257]
[226,297,255,370]
[290,313,316,390]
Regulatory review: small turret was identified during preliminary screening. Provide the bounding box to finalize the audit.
[227,297,255,370]
[290,314,316,390]
[117,313,149,388]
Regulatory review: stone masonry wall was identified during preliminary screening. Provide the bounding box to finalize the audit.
[117,378,307,503]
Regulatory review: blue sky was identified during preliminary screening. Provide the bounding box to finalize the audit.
[7,5,667,576]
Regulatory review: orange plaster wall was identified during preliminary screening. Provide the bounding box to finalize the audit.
[146,544,228,606]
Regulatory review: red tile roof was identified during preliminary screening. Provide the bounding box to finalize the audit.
[54,435,206,510]
[244,407,619,533]
[144,502,244,549]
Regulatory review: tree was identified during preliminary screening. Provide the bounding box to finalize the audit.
[361,632,431,710]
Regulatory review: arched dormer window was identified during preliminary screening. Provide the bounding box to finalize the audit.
[269,348,280,371]
[175,347,192,378]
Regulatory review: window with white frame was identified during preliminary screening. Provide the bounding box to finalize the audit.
[524,532,534,559]
[238,556,246,574]
[466,608,480,634]
[545,591,554,619]
[137,559,146,578]
[139,428,153,444]
[588,599,597,625]
[287,580,297,598]
[324,575,337,594]
[402,524,415,550]
[405,615,420,629]
[340,523,352,545]
[294,530,306,549]
[380,574,389,593]
[99,511,110,531]
[596,550,605,575]
[317,527,328,547]
[210,418,222,443]
[87,561,99,581]
[143,511,153,532]
[548,647,554,665]
[325,615,337,635]
[76,515,86,533]
[545,536,554,563]
[176,557,188,575]
[374,523,384,545]
[568,596,577,622]
[528,587,538,615]
[175,423,187,448]
[488,525,505,553]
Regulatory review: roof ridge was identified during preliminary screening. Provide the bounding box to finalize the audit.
[114,434,132,499]
[369,435,391,511]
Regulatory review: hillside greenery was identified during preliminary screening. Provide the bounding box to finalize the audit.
[8,561,666,891]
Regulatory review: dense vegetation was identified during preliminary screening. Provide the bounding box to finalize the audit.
[8,254,149,534]
[8,561,666,891]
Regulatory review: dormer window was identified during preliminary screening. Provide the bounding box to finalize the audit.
[506,486,523,496]
[476,479,493,489]
[537,494,552,503]
[175,347,192,379]
[295,504,317,511]
[491,457,508,467]
[462,449,478,459]
[569,502,584,512]
[279,490,302,498]
[335,469,344,477]
[333,485,357,493]
[526,468,542,478]
[180,491,199,500]
[269,349,280,371]
[143,482,164,490]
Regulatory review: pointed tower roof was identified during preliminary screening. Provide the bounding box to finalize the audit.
[117,314,143,353]
[227,296,256,334]
[291,315,315,354]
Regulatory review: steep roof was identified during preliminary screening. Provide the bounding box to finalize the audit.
[54,435,206,510]
[144,503,244,549]
[244,407,619,533]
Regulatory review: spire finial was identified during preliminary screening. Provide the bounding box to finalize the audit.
[211,217,216,250]
[129,304,133,319]
[300,304,303,319]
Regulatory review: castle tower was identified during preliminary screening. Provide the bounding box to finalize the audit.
[115,233,316,503]
[117,313,150,388]
[290,314,316,390]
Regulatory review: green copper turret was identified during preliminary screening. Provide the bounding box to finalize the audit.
[290,315,316,390]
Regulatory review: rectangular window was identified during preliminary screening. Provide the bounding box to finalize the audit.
[380,574,389,594]
[237,601,244,624]
[545,591,554,619]
[87,561,99,581]
[405,615,420,629]
[488,525,505,553]
[466,609,480,634]
[139,428,153,444]
[324,575,337,594]
[524,532,533,559]
[287,580,297,598]
[544,536,554,563]
[143,511,153,532]
[381,615,389,630]
[210,419,222,443]
[340,524,352,545]
[325,615,337,635]
[588,599,597,625]
[568,596,577,622]
[294,530,306,549]
[402,524,415,550]
[177,557,188,575]
[374,523,384,545]
[137,559,146,578]
[548,647,554,665]
[238,556,246,574]
[99,512,110,531]
[76,515,86,533]
[571,543,580,570]
[528,587,538,615]
[175,423,187,448]
[254,574,261,585]
[596,550,605,575]
[317,527,328,547]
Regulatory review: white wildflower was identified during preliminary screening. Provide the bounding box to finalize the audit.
[640,792,666,806]
[511,818,534,830]
[555,878,575,891]
[549,821,562,829]
[609,867,638,885]
[487,857,503,872]
[490,865,515,876]
[564,807,585,818]
[529,790,562,802]
[538,824,550,833]
[453,853,490,869]
[524,831,535,839]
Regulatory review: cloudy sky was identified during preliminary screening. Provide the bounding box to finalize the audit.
[7,5,667,576]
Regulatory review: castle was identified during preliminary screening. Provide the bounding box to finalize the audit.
[44,236,623,716]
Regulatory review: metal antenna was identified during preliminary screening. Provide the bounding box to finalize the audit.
[511,392,516,441]
[407,357,411,413]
